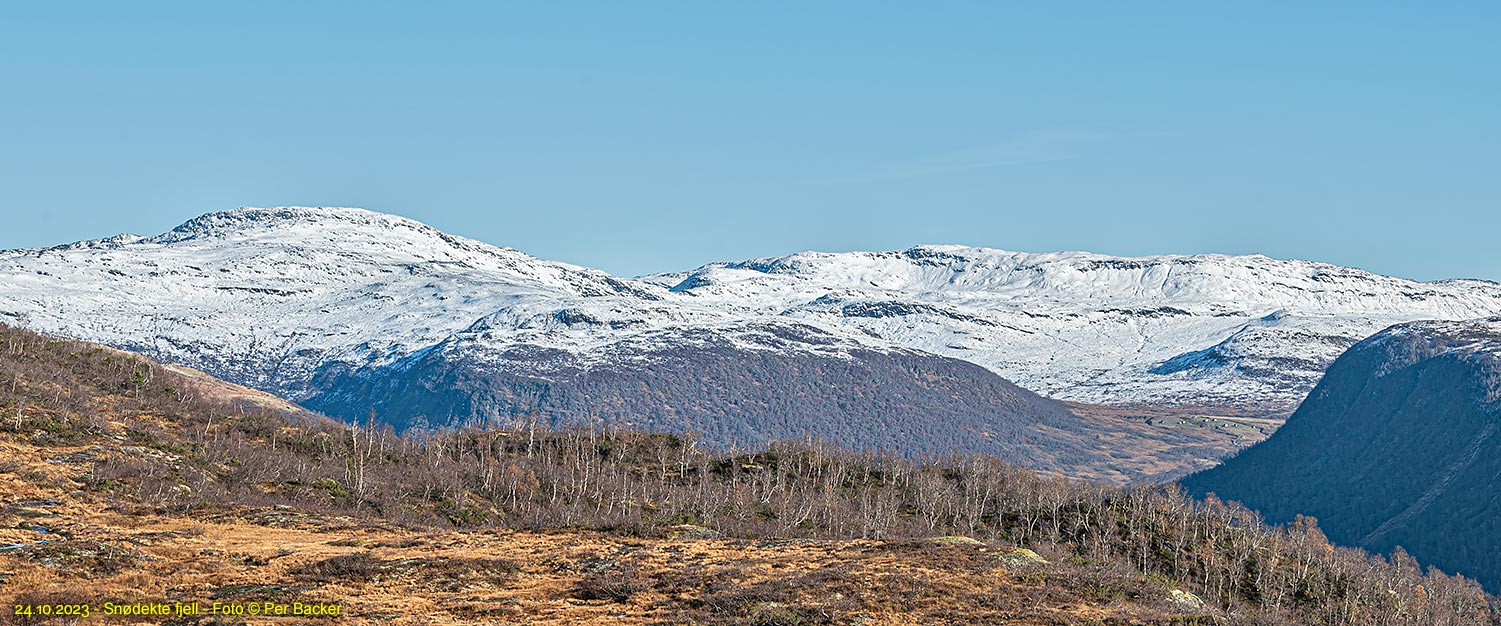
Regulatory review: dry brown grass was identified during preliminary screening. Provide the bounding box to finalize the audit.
[1060,401,1285,483]
[0,324,1491,626]
[0,433,1200,626]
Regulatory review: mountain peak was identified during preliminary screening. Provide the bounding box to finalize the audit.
[137,206,567,272]
[154,206,442,243]
[8,206,1501,419]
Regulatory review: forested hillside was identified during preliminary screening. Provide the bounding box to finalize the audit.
[303,322,1178,481]
[1183,318,1501,592]
[3,323,1495,625]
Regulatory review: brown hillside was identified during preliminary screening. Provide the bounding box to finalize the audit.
[0,324,1493,625]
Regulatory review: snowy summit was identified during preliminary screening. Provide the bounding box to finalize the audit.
[6,206,1501,416]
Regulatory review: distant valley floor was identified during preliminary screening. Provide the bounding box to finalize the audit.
[1057,401,1284,483]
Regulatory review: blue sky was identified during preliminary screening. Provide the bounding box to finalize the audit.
[2,3,1498,279]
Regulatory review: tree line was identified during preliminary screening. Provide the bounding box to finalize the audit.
[2,323,1495,625]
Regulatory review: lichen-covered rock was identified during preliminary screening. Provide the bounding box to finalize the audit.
[929,535,985,546]
[1169,588,1207,611]
[998,548,1049,567]
[666,524,721,540]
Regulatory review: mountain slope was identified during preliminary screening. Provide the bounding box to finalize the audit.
[1180,318,1501,591]
[304,319,1104,474]
[3,208,1124,477]
[0,206,675,398]
[9,207,1501,417]
[650,246,1501,413]
[3,323,1493,626]
[6,206,1501,479]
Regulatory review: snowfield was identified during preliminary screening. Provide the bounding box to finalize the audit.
[5,206,1501,414]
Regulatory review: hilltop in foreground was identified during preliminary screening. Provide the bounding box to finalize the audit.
[1,324,1494,625]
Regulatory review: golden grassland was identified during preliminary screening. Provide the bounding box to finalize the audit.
[2,324,1492,626]
[3,435,1203,626]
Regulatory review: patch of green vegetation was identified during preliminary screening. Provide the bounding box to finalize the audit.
[748,602,805,626]
[125,428,156,444]
[319,478,350,499]
[85,477,123,492]
[446,507,488,527]
[152,441,194,454]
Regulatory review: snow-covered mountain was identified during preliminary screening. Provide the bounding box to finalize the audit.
[0,207,712,398]
[0,207,1100,475]
[5,206,1501,421]
[647,246,1501,412]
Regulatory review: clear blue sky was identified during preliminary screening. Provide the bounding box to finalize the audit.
[3,3,1498,280]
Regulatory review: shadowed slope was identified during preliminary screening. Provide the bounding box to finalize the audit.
[1182,318,1501,590]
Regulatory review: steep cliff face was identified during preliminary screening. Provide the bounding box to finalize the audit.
[1181,318,1501,590]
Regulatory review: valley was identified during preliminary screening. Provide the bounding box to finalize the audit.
[8,5,1496,623]
[1,323,1493,625]
[5,206,1501,615]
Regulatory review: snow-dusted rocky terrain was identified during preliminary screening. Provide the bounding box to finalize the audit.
[647,247,1501,412]
[5,206,1501,417]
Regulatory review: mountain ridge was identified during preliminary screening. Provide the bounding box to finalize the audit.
[1180,317,1501,591]
[5,320,1492,625]
[7,206,1501,477]
[9,206,1501,411]
[647,240,1501,411]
